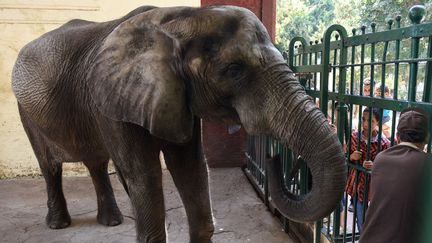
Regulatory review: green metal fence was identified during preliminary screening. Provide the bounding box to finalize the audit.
[244,5,432,243]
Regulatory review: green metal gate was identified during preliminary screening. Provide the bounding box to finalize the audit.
[245,5,432,243]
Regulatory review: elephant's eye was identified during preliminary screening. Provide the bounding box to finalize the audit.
[224,63,244,79]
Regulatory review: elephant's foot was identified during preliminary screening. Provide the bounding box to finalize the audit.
[189,224,214,243]
[97,204,123,226]
[190,237,212,243]
[137,234,166,243]
[46,210,71,229]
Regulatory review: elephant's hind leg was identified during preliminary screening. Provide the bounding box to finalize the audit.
[40,159,71,229]
[83,160,123,226]
[41,161,71,229]
[18,107,71,229]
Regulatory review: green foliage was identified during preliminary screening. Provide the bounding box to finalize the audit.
[276,0,336,50]
[276,0,432,50]
[276,0,432,101]
[358,0,432,29]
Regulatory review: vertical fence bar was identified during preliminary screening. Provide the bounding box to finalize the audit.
[335,28,347,239]
[314,40,319,94]
[264,137,270,206]
[424,36,432,102]
[365,23,376,164]
[350,29,357,95]
[389,16,402,146]
[331,35,339,124]
[344,29,356,239]
[346,33,357,243]
[346,34,356,242]
[377,20,392,152]
[308,41,314,88]
[357,25,366,153]
[393,16,401,101]
[359,26,366,96]
[369,23,376,100]
[407,6,425,101]
[351,170,360,243]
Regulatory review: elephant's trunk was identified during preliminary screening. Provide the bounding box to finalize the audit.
[264,67,346,222]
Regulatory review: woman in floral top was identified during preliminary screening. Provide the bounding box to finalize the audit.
[345,107,390,233]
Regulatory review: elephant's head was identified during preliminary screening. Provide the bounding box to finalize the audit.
[89,5,346,222]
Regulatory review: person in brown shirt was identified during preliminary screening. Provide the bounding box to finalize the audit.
[359,107,431,243]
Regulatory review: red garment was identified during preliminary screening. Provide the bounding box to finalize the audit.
[345,131,390,202]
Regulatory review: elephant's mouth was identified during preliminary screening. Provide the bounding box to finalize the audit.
[200,105,241,125]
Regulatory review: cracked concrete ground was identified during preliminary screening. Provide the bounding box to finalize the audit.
[0,168,294,243]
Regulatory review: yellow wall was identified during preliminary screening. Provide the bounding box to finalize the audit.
[0,0,199,178]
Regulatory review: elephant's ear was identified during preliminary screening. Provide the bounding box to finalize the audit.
[88,18,193,143]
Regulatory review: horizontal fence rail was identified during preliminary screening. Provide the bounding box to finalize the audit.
[245,5,432,243]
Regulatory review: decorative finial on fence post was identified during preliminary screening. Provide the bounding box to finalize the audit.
[371,22,376,33]
[315,40,319,44]
[395,15,402,28]
[409,5,426,24]
[352,28,357,36]
[361,25,366,34]
[335,34,339,40]
[310,41,313,45]
[387,19,394,30]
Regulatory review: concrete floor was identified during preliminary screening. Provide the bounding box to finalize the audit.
[0,168,294,243]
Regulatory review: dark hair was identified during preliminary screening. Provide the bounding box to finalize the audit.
[363,107,381,121]
[398,107,430,143]
[375,84,390,93]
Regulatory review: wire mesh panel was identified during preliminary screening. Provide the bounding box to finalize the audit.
[245,5,432,243]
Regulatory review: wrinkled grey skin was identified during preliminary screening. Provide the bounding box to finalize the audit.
[12,5,346,243]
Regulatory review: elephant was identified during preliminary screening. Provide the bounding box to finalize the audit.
[11,5,346,243]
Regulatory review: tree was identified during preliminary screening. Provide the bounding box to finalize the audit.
[276,0,432,49]
[359,0,432,29]
[276,0,337,51]
[276,0,432,100]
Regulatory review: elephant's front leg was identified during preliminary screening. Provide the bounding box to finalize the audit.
[115,150,165,242]
[127,166,165,243]
[98,122,166,242]
[162,125,214,243]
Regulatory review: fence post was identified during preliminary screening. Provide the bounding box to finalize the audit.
[288,37,308,68]
[407,5,425,102]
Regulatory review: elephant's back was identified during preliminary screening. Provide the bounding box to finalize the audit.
[11,22,113,160]
[11,5,159,161]
[12,6,158,123]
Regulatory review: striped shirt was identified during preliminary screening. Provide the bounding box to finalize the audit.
[345,131,390,202]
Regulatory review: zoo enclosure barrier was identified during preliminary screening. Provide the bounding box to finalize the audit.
[244,5,432,243]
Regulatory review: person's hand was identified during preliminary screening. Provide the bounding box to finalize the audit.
[350,150,362,161]
[363,160,373,170]
[329,124,337,133]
